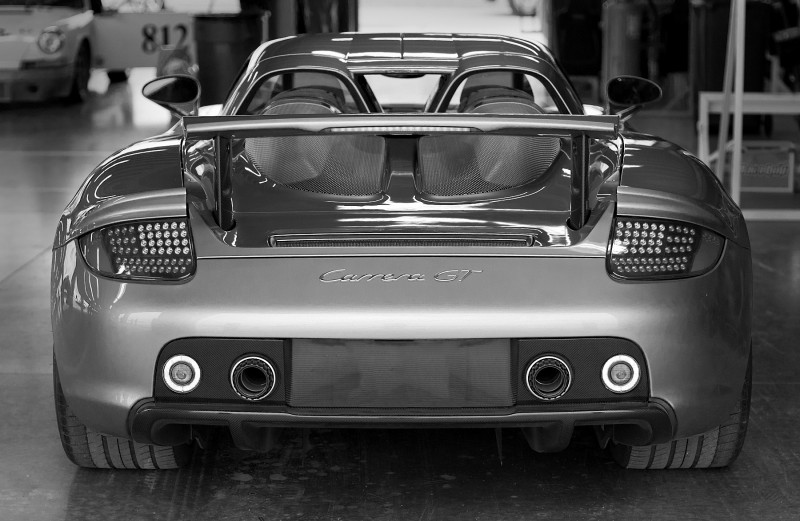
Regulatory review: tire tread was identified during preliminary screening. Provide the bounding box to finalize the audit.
[54,358,189,469]
[612,350,751,470]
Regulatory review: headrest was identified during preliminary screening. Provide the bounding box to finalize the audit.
[468,100,544,115]
[262,87,343,115]
[459,86,543,114]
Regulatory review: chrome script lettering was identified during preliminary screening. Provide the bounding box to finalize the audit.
[433,269,483,282]
[319,269,426,283]
[320,269,481,283]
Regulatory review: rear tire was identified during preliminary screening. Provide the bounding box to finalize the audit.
[612,350,751,469]
[54,357,191,469]
[66,43,91,104]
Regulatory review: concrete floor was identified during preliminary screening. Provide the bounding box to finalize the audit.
[2,1,800,519]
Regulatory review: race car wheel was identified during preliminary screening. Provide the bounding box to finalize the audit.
[612,350,751,469]
[53,358,191,469]
[66,43,91,103]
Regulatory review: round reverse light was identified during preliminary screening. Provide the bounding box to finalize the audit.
[163,355,201,393]
[609,362,633,385]
[601,355,640,393]
[169,362,194,385]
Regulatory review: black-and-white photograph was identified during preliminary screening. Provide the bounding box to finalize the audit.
[1,0,798,519]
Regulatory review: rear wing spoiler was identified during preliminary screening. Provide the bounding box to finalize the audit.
[181,113,620,230]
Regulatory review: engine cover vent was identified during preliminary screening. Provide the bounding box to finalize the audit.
[270,233,533,247]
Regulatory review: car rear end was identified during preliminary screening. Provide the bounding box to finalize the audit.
[51,113,751,458]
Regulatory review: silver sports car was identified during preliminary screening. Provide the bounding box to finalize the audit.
[51,33,752,470]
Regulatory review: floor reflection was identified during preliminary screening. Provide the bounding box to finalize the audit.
[0,68,171,152]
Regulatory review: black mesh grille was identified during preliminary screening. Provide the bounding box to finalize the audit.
[244,135,386,196]
[289,339,513,408]
[417,135,561,196]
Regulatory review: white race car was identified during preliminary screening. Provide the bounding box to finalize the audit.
[0,0,94,102]
[0,0,196,103]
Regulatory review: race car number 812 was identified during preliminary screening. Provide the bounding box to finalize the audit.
[142,24,188,53]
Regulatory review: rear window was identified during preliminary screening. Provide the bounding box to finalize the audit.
[359,73,445,112]
[235,132,561,199]
[243,135,387,196]
[418,134,561,196]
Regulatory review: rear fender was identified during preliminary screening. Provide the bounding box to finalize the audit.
[53,135,184,249]
[618,134,748,248]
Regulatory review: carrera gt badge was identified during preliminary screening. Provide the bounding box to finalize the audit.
[319,269,482,283]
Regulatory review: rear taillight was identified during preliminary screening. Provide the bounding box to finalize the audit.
[79,218,195,281]
[608,217,724,280]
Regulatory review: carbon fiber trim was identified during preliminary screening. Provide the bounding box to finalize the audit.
[517,338,648,404]
[153,337,647,406]
[128,400,676,449]
[154,338,286,404]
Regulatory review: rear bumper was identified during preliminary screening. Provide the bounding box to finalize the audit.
[52,231,752,442]
[0,64,72,102]
[128,399,676,451]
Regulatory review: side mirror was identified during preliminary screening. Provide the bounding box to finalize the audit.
[606,76,662,120]
[142,74,201,117]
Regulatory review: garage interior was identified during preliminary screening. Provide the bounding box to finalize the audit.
[1,0,799,519]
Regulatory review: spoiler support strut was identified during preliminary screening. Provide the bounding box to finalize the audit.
[214,136,234,231]
[569,133,590,229]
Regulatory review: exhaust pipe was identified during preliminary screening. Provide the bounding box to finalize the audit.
[526,355,572,400]
[230,356,277,401]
